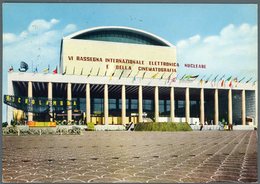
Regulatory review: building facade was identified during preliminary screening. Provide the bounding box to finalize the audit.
[6,26,258,127]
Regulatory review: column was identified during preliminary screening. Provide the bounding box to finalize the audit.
[67,83,72,122]
[28,81,33,122]
[255,82,258,126]
[200,88,205,125]
[185,87,190,124]
[7,76,14,125]
[214,89,219,125]
[86,83,91,123]
[121,85,126,125]
[138,85,143,123]
[228,89,233,125]
[104,84,109,125]
[170,87,175,122]
[48,82,53,122]
[154,86,159,122]
[241,90,246,126]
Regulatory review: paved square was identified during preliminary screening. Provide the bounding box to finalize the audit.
[2,130,257,183]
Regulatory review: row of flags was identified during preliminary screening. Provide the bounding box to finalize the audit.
[9,64,58,74]
[8,64,257,87]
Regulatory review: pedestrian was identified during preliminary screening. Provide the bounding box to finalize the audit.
[200,122,203,131]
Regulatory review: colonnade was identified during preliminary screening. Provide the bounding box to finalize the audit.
[26,82,248,125]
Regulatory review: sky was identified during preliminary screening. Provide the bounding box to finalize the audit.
[2,3,258,122]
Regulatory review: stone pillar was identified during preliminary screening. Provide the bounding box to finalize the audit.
[48,82,53,122]
[228,89,232,125]
[214,89,219,125]
[138,85,143,123]
[121,85,126,125]
[154,86,159,122]
[185,87,190,124]
[104,84,109,125]
[7,76,14,125]
[28,81,33,122]
[241,89,246,126]
[86,83,91,123]
[200,88,205,125]
[67,83,72,122]
[170,87,175,122]
[255,83,258,126]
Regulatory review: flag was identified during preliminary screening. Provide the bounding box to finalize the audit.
[151,72,159,79]
[62,66,67,75]
[87,67,93,77]
[142,71,146,79]
[226,76,232,81]
[211,75,219,87]
[127,70,132,78]
[233,77,238,87]
[53,66,57,74]
[205,74,213,83]
[8,66,14,72]
[133,70,140,81]
[218,74,225,82]
[184,75,199,81]
[229,80,232,88]
[104,69,107,77]
[252,80,257,86]
[73,66,75,75]
[119,70,124,79]
[221,79,225,87]
[96,67,100,76]
[167,73,173,82]
[180,74,186,80]
[34,67,38,73]
[43,65,49,73]
[160,73,165,80]
[246,77,252,83]
[238,77,245,83]
[109,69,116,80]
[80,68,83,75]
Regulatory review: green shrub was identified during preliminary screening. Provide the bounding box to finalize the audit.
[134,122,192,132]
[87,122,95,131]
[2,122,8,127]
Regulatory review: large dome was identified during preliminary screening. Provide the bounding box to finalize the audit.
[65,26,173,47]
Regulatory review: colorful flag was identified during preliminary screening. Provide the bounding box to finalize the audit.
[229,80,232,88]
[226,76,232,81]
[151,72,159,79]
[180,74,186,80]
[62,66,67,75]
[53,66,57,74]
[43,65,49,73]
[8,66,14,72]
[184,75,199,81]
[221,79,225,87]
[109,69,116,80]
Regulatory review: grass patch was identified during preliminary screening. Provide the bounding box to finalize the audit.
[134,122,192,131]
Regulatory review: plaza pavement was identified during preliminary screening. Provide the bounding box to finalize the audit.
[2,130,258,183]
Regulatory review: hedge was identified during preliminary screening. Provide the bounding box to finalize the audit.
[134,122,192,131]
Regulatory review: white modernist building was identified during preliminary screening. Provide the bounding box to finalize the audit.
[6,26,258,127]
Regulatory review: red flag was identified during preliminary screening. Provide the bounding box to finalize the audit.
[229,80,232,87]
[221,80,225,87]
[53,67,57,74]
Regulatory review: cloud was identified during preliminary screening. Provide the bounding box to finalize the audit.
[63,24,77,34]
[28,18,59,33]
[3,33,17,44]
[3,19,78,75]
[176,23,257,79]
